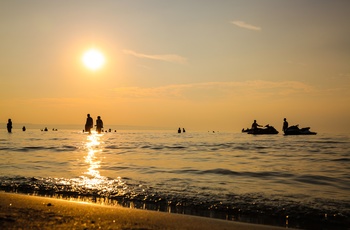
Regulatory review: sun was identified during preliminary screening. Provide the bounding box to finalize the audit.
[82,49,105,71]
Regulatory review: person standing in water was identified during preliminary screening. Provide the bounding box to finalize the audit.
[85,114,93,134]
[96,116,103,134]
[7,119,12,133]
[282,118,289,132]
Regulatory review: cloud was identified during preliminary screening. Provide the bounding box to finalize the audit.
[338,73,350,78]
[230,21,262,31]
[123,49,188,64]
[112,80,316,101]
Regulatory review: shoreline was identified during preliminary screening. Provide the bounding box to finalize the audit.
[0,192,287,230]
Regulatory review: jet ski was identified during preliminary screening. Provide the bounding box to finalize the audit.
[246,124,279,135]
[284,125,317,135]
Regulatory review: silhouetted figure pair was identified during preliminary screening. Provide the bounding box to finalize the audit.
[178,127,186,133]
[7,119,12,133]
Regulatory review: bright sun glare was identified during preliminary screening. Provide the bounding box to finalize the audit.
[82,49,105,71]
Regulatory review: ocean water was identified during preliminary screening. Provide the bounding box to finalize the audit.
[0,129,349,229]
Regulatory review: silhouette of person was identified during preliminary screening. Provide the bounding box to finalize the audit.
[7,119,12,133]
[22,126,26,131]
[251,120,261,130]
[183,128,186,133]
[178,127,181,133]
[85,114,93,134]
[96,116,103,134]
[283,118,289,132]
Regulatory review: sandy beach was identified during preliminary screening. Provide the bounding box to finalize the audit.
[0,192,288,230]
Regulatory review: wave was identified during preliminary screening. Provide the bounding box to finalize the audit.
[172,168,295,178]
[8,146,78,152]
[332,158,350,162]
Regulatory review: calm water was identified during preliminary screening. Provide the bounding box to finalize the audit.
[0,129,349,229]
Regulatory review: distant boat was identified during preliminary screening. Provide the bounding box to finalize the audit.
[284,125,317,135]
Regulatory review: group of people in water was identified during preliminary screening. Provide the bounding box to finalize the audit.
[85,114,104,134]
[4,118,47,133]
[4,114,104,134]
[4,116,307,135]
[178,127,186,133]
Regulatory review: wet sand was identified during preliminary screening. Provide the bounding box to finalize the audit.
[0,192,287,229]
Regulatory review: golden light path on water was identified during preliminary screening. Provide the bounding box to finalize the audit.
[70,131,124,191]
[55,131,128,205]
[83,132,103,187]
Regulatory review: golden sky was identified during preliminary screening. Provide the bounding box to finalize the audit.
[1,0,349,133]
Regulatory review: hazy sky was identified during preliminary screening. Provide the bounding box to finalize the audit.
[1,0,349,132]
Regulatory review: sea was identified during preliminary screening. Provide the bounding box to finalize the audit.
[0,129,349,229]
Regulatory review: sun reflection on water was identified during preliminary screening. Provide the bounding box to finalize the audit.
[55,131,128,200]
[79,132,105,188]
